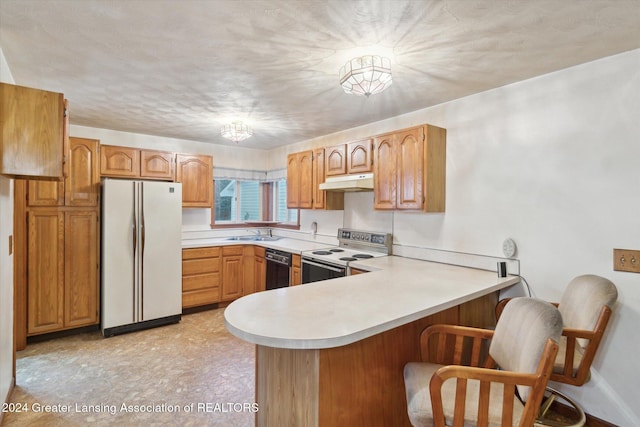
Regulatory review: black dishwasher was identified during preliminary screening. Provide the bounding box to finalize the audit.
[265,248,292,290]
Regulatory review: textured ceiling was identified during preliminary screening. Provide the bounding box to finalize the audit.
[1,0,639,150]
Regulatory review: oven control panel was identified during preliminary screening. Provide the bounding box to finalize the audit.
[339,229,390,246]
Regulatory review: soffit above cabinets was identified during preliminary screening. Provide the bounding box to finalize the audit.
[1,0,638,150]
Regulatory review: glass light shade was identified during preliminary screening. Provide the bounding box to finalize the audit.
[221,121,253,143]
[339,55,392,97]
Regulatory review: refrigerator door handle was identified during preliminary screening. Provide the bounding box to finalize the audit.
[140,182,145,320]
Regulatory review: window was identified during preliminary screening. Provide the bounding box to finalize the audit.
[274,179,298,224]
[212,178,298,226]
[214,180,261,223]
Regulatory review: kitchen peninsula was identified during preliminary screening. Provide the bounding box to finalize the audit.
[224,256,520,426]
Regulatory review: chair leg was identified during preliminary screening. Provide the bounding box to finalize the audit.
[534,386,586,427]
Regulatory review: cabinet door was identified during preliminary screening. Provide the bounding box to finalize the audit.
[140,149,174,180]
[27,210,65,334]
[312,148,325,209]
[325,144,347,176]
[100,145,140,177]
[64,210,99,328]
[176,154,213,208]
[221,254,244,301]
[27,180,64,206]
[254,254,266,292]
[291,254,302,286]
[373,135,396,210]
[286,153,300,208]
[298,151,314,209]
[347,139,373,174]
[396,127,424,210]
[66,137,99,206]
[0,83,64,178]
[243,246,256,296]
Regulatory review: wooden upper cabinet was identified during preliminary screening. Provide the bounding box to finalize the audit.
[0,83,65,178]
[396,128,424,210]
[100,145,139,177]
[373,124,446,212]
[140,150,174,180]
[312,148,326,209]
[286,153,300,208]
[286,150,313,209]
[325,144,347,176]
[66,137,99,207]
[324,140,372,176]
[176,153,213,208]
[347,139,373,174]
[27,180,64,207]
[313,148,344,211]
[298,151,313,208]
[372,135,396,210]
[27,136,99,207]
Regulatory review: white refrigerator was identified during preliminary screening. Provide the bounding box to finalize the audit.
[101,178,182,337]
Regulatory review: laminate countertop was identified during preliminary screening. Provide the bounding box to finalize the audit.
[224,256,520,349]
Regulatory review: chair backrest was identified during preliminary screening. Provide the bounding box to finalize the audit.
[558,274,617,347]
[490,297,563,401]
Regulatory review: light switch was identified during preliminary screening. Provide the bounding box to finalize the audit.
[613,249,640,273]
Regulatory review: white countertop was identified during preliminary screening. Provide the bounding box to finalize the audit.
[181,237,334,254]
[224,256,520,350]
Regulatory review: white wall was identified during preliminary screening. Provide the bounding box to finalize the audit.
[0,47,15,411]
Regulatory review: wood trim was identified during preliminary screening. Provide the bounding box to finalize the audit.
[13,180,27,352]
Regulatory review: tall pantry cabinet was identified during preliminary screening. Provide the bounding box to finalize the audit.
[14,137,100,349]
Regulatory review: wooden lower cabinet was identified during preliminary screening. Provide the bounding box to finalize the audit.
[242,246,266,296]
[27,210,65,334]
[291,254,301,286]
[349,268,368,275]
[64,210,99,327]
[27,209,99,335]
[254,247,266,293]
[182,247,221,308]
[182,245,266,308]
[221,246,244,301]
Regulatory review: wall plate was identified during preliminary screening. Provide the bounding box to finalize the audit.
[502,238,517,258]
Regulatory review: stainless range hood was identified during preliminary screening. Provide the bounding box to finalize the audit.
[319,173,374,192]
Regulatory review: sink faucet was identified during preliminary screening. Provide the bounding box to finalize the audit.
[249,229,262,236]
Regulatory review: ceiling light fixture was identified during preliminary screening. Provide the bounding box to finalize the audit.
[339,55,392,97]
[220,121,253,143]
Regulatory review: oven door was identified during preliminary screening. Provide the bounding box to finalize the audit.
[302,258,347,284]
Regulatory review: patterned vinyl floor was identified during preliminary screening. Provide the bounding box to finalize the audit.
[2,308,255,427]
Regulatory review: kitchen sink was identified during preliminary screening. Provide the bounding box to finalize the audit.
[226,235,281,242]
[252,236,281,241]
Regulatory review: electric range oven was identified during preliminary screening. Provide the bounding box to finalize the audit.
[301,228,392,284]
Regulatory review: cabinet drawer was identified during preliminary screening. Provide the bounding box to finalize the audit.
[254,246,266,257]
[182,272,220,292]
[183,247,221,260]
[182,258,220,275]
[222,246,244,256]
[182,288,221,308]
[292,254,301,268]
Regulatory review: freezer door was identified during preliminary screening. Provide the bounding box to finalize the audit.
[101,179,137,330]
[139,181,182,321]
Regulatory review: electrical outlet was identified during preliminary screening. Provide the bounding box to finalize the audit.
[613,249,640,273]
